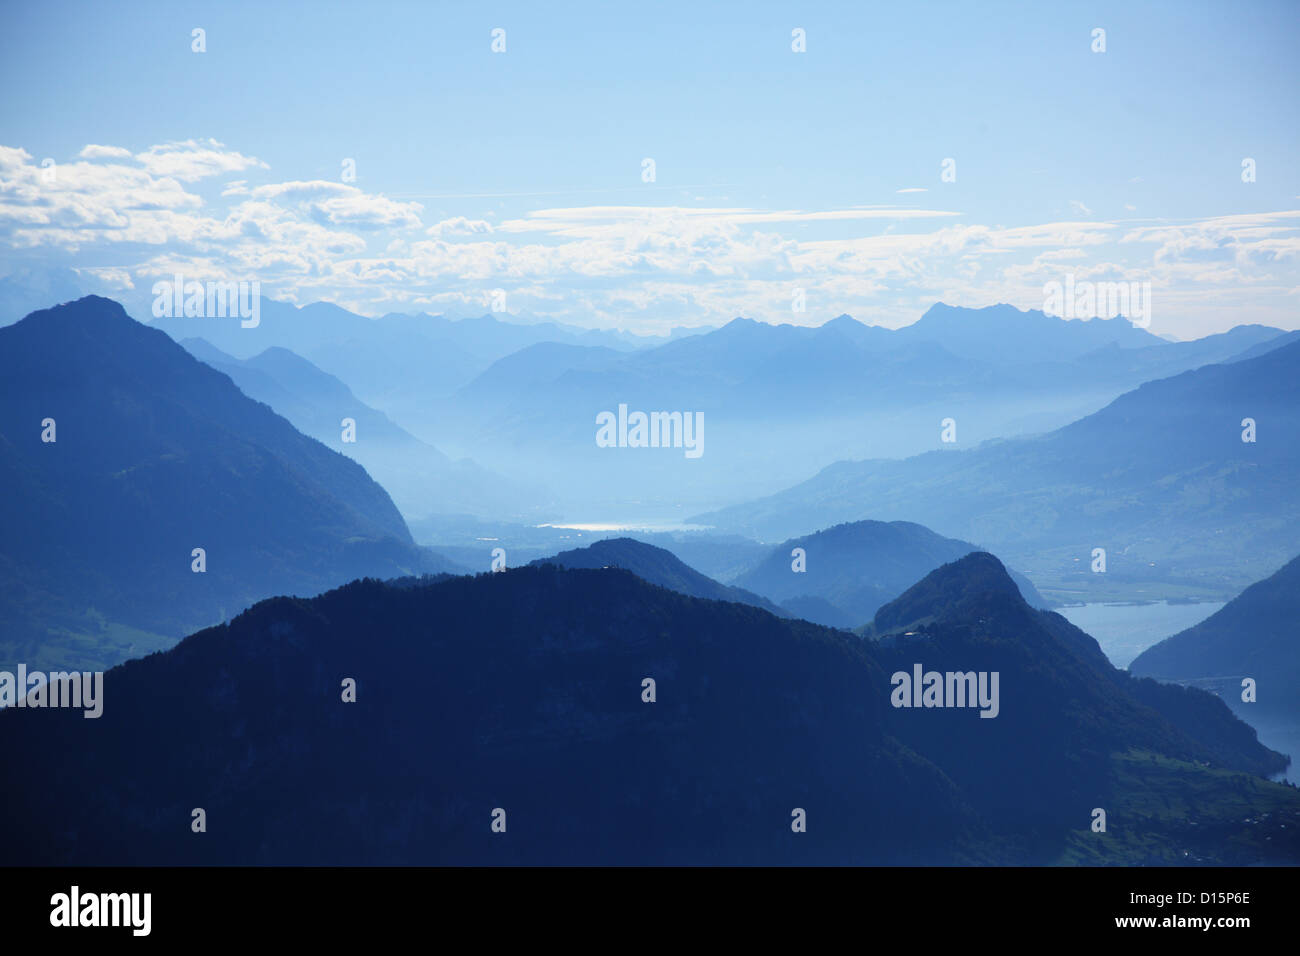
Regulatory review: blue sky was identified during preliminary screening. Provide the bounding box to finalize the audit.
[2,0,1298,336]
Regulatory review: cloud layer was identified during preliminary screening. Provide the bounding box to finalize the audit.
[2,140,1297,336]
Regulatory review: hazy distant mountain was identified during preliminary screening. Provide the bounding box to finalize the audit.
[450,305,1284,417]
[130,296,1294,522]
[1225,328,1300,364]
[0,268,87,326]
[898,302,1164,362]
[733,520,1049,627]
[4,556,1292,865]
[405,515,772,583]
[180,338,547,521]
[145,297,669,413]
[697,340,1300,598]
[529,537,787,616]
[0,297,459,674]
[423,303,1287,517]
[896,305,1285,380]
[1130,554,1300,723]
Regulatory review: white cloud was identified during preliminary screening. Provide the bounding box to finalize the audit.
[2,140,1298,336]
[249,180,422,229]
[426,217,495,237]
[135,139,267,182]
[79,145,133,160]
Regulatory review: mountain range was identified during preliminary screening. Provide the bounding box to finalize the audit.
[415,304,1287,516]
[527,537,788,616]
[732,520,1049,628]
[0,296,459,674]
[179,338,548,521]
[1130,553,1300,726]
[3,551,1293,865]
[134,297,1292,520]
[523,523,1048,631]
[697,338,1300,600]
[140,295,680,403]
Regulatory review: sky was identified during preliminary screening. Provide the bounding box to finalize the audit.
[1,0,1298,337]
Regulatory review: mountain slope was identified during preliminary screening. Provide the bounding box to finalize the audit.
[0,296,458,673]
[3,558,1293,865]
[0,567,977,865]
[1130,554,1300,723]
[862,552,1293,861]
[529,537,787,616]
[180,338,546,521]
[144,296,663,412]
[734,520,1048,627]
[697,340,1300,597]
[427,303,1286,517]
[899,302,1163,363]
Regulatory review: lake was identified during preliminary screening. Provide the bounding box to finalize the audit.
[1056,600,1225,669]
[1058,601,1297,783]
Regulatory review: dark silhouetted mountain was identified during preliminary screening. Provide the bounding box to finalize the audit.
[4,558,1293,866]
[622,530,772,583]
[404,515,773,584]
[1130,554,1300,724]
[0,566,978,865]
[733,520,1048,627]
[861,553,1292,860]
[0,296,460,674]
[529,537,786,616]
[180,338,547,521]
[697,339,1300,597]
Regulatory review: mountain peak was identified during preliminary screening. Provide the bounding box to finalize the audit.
[871,551,1026,632]
[19,293,134,328]
[918,301,1030,324]
[529,537,787,615]
[718,316,761,332]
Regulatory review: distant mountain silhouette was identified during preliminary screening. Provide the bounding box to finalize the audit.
[419,303,1288,516]
[3,556,1294,865]
[403,516,774,584]
[529,537,787,616]
[1130,554,1300,724]
[0,297,459,674]
[1225,328,1300,364]
[698,340,1300,596]
[734,520,1048,627]
[144,296,667,411]
[901,302,1162,362]
[131,296,1294,519]
[180,338,547,521]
